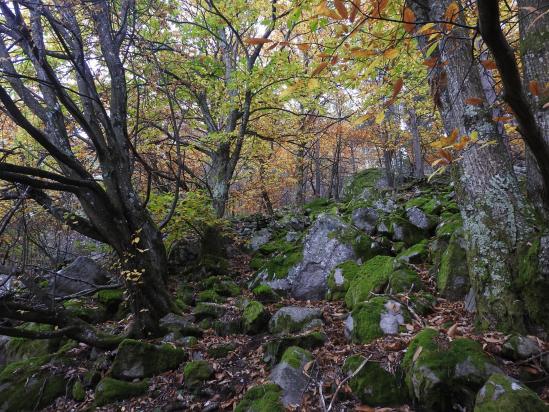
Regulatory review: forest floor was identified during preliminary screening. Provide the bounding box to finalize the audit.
[43,247,549,412]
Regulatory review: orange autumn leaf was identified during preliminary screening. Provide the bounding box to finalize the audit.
[465,97,484,106]
[244,37,272,45]
[423,57,437,68]
[443,1,460,31]
[383,48,399,59]
[350,48,377,58]
[403,7,416,33]
[349,0,360,22]
[334,0,349,19]
[391,78,404,99]
[481,60,497,70]
[311,61,330,76]
[297,43,310,51]
[529,80,540,96]
[371,0,389,18]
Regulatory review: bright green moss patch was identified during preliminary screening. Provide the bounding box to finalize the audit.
[303,197,337,218]
[72,380,86,402]
[196,289,225,303]
[252,284,280,303]
[474,373,548,412]
[280,346,312,369]
[397,240,429,264]
[327,260,363,300]
[436,213,462,239]
[96,289,124,305]
[349,297,409,343]
[94,377,148,406]
[203,276,240,297]
[252,236,303,280]
[343,168,383,200]
[343,355,408,406]
[262,332,326,366]
[183,360,214,389]
[243,300,269,334]
[234,383,284,412]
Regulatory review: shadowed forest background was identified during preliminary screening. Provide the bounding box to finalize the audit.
[0,0,548,411]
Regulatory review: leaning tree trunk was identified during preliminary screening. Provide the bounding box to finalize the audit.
[518,0,549,214]
[411,0,543,332]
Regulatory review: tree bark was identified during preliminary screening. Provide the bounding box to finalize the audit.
[408,107,425,178]
[412,0,541,331]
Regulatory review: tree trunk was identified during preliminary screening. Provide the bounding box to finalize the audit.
[314,139,322,197]
[295,144,306,206]
[408,107,425,178]
[518,0,549,213]
[412,0,540,332]
[207,144,231,218]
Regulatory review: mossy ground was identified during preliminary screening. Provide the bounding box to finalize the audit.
[183,360,214,389]
[234,383,284,412]
[94,377,148,406]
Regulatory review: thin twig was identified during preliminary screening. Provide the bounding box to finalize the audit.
[327,355,372,411]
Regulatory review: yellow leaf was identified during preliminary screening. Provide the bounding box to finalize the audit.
[470,130,479,142]
[417,22,435,34]
[307,78,319,89]
[375,110,385,124]
[350,48,377,58]
[315,1,343,19]
[383,48,399,59]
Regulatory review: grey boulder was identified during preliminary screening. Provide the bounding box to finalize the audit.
[50,256,110,297]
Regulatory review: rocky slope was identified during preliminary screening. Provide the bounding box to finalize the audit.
[0,169,547,411]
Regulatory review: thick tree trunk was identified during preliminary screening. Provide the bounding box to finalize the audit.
[412,0,542,331]
[295,144,306,206]
[207,145,231,218]
[518,0,549,213]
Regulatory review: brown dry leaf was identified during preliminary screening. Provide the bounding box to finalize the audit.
[349,0,360,22]
[391,78,404,99]
[423,57,437,68]
[465,97,484,106]
[403,7,416,33]
[447,323,458,338]
[244,37,272,45]
[355,406,376,411]
[297,43,310,52]
[311,61,330,76]
[383,48,399,59]
[529,80,540,96]
[334,0,349,19]
[481,60,497,70]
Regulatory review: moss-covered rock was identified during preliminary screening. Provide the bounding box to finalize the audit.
[345,297,409,344]
[435,213,462,240]
[343,168,383,201]
[269,306,322,334]
[0,352,69,411]
[474,373,548,412]
[343,355,408,406]
[159,313,203,337]
[94,377,148,406]
[95,288,124,313]
[183,360,214,391]
[403,328,500,411]
[501,334,542,361]
[327,260,363,300]
[194,302,225,320]
[251,236,303,282]
[72,380,86,402]
[207,342,237,359]
[243,300,270,334]
[303,197,337,218]
[408,292,437,316]
[110,339,186,380]
[203,275,240,297]
[252,284,280,303]
[63,298,105,323]
[196,289,226,303]
[397,240,429,264]
[344,256,421,309]
[263,331,326,366]
[271,347,312,407]
[234,383,284,412]
[391,217,426,246]
[437,229,469,300]
[3,323,60,363]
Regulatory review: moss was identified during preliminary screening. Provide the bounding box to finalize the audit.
[327,260,363,300]
[176,285,194,305]
[207,343,237,359]
[349,297,409,343]
[438,230,469,299]
[280,346,312,369]
[516,235,549,331]
[196,289,226,303]
[390,216,425,246]
[343,355,408,406]
[5,323,60,362]
[474,373,548,412]
[72,380,86,401]
[194,302,224,320]
[63,299,104,323]
[343,168,383,200]
[234,383,284,412]
[397,240,429,264]
[303,197,337,218]
[408,292,436,316]
[405,196,429,210]
[252,284,280,303]
[243,300,269,334]
[253,237,303,280]
[423,198,443,215]
[344,256,421,309]
[110,339,186,380]
[0,352,69,411]
[203,276,240,297]
[183,360,214,389]
[94,377,148,406]
[96,289,124,305]
[262,332,326,366]
[436,213,462,240]
[403,328,496,411]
